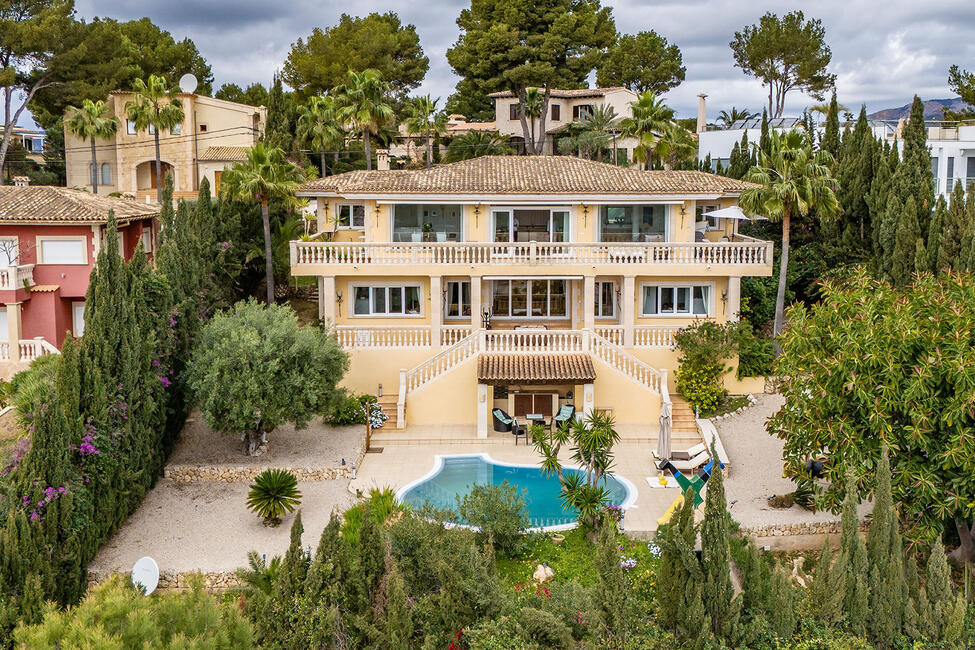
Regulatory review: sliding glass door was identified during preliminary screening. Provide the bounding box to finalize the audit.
[492,209,570,244]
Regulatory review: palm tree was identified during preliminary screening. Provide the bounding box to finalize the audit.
[65,100,118,195]
[296,96,344,178]
[716,107,758,128]
[246,469,301,527]
[739,129,840,339]
[125,75,185,202]
[221,143,306,303]
[523,88,544,154]
[655,123,696,170]
[558,104,619,161]
[444,131,513,162]
[404,95,447,169]
[335,69,394,171]
[619,91,675,169]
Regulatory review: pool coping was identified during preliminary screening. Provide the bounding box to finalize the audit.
[394,452,640,532]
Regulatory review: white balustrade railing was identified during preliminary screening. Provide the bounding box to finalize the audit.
[441,325,473,347]
[633,325,680,348]
[404,330,480,394]
[594,326,623,345]
[335,326,431,349]
[481,329,584,353]
[0,264,34,290]
[588,332,665,395]
[291,240,772,268]
[0,337,59,362]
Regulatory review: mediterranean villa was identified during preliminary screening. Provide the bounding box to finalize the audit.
[64,92,266,201]
[290,156,772,438]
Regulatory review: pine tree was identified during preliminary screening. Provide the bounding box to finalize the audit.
[937,179,967,272]
[926,195,947,272]
[891,195,923,284]
[700,448,739,641]
[809,539,844,626]
[821,91,840,161]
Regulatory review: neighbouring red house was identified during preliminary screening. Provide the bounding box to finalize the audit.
[0,177,159,378]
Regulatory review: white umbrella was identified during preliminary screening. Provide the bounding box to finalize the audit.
[657,400,672,461]
[703,206,767,221]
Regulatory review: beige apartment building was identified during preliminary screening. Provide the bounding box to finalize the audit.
[64,93,266,201]
[489,87,640,158]
[291,156,771,439]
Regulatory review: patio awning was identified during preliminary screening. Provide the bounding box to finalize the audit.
[477,353,596,385]
[703,206,768,221]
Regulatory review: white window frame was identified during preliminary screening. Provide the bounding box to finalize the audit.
[100,162,111,186]
[126,120,137,135]
[0,309,8,340]
[594,280,616,319]
[140,225,154,253]
[72,301,86,337]
[490,279,570,320]
[640,282,713,318]
[445,280,471,320]
[696,204,721,230]
[0,236,19,267]
[491,208,572,244]
[335,203,366,230]
[350,282,423,318]
[36,236,88,265]
[597,204,670,242]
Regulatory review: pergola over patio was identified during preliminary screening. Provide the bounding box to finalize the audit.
[475,353,596,438]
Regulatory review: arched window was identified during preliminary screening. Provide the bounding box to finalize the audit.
[100,163,111,185]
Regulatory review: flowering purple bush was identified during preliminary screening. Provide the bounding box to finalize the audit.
[1,438,31,476]
[23,485,67,523]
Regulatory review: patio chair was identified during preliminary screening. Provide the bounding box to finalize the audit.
[553,404,575,431]
[493,408,515,432]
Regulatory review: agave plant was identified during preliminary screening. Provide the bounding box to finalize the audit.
[246,469,302,526]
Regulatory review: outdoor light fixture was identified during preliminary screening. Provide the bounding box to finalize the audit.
[473,204,481,227]
[721,289,728,313]
[336,289,343,317]
[680,204,687,227]
[582,204,589,228]
[378,383,383,397]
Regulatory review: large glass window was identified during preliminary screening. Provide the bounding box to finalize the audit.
[492,280,567,318]
[38,237,86,265]
[595,281,615,318]
[336,204,365,229]
[392,204,462,242]
[642,285,710,316]
[494,210,569,243]
[353,285,421,316]
[446,281,471,319]
[599,205,667,242]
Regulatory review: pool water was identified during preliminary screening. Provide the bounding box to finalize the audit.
[398,455,631,529]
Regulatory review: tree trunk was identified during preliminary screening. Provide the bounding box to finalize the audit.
[516,89,532,155]
[154,129,164,203]
[535,88,551,155]
[0,78,48,176]
[426,135,432,169]
[261,200,275,304]
[90,137,99,194]
[320,151,327,178]
[363,129,372,170]
[949,516,975,567]
[245,428,263,456]
[773,212,791,341]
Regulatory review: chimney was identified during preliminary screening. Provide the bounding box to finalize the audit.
[696,94,708,134]
[12,176,29,187]
[376,149,390,171]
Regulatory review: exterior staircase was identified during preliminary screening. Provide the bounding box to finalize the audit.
[376,395,400,429]
[668,395,701,448]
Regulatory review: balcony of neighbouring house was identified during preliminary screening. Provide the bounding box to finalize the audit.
[0,264,35,291]
[290,240,773,276]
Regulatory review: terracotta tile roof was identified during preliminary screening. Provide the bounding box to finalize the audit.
[0,186,159,225]
[478,353,596,385]
[488,87,631,99]
[298,156,758,196]
[199,146,250,162]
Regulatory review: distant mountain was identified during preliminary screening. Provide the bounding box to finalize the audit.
[867,97,973,121]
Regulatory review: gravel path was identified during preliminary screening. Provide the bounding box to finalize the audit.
[169,411,362,468]
[90,479,355,574]
[720,393,869,528]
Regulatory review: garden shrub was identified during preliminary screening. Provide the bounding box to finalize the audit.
[457,481,529,554]
[325,391,373,426]
[517,606,574,649]
[463,616,541,650]
[738,335,775,378]
[675,362,726,416]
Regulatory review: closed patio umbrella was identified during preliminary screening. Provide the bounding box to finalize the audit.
[657,400,672,461]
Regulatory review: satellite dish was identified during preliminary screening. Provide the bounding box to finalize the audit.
[178,73,198,94]
[131,556,160,595]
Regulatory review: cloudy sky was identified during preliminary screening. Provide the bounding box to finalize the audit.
[27,0,975,125]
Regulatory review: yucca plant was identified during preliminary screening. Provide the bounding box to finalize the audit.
[247,469,302,526]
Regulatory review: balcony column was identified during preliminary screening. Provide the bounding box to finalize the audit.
[622,276,635,347]
[470,275,482,330]
[6,302,21,362]
[430,275,443,347]
[583,275,595,331]
[726,277,741,322]
[582,383,595,418]
[320,276,336,324]
[477,383,489,438]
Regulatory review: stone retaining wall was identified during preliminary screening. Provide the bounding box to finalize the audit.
[89,570,241,592]
[163,465,357,483]
[740,520,869,538]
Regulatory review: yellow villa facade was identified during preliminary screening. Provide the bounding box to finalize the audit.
[290,156,772,438]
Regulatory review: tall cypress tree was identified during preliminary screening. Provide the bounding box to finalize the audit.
[700,450,739,641]
[926,540,955,640]
[890,96,935,235]
[960,188,975,271]
[759,109,770,158]
[937,179,967,272]
[382,554,412,650]
[655,493,695,632]
[891,195,923,284]
[837,470,868,635]
[836,106,877,254]
[264,74,293,152]
[925,195,947,273]
[595,516,630,643]
[870,141,895,265]
[768,564,796,640]
[809,539,844,626]
[821,91,840,162]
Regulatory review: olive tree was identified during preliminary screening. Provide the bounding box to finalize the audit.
[770,270,975,565]
[187,300,348,455]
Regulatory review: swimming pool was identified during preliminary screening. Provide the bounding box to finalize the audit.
[395,454,637,530]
